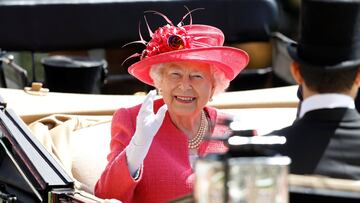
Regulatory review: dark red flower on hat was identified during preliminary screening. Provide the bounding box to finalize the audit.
[168,35,185,49]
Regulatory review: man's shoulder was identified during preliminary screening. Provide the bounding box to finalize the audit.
[266,121,299,137]
[267,108,360,143]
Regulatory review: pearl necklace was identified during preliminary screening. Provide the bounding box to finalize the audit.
[188,110,208,149]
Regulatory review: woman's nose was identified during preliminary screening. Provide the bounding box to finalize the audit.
[178,77,192,90]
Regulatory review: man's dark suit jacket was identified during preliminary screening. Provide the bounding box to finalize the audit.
[270,108,360,179]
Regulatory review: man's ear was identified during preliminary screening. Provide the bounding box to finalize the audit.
[290,62,304,85]
[354,68,360,87]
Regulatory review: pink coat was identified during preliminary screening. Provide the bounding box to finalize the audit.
[94,99,230,203]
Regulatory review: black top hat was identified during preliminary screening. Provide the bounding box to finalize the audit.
[288,0,360,70]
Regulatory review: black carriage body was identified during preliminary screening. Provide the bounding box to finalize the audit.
[0,96,79,203]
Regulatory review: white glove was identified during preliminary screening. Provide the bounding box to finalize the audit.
[126,90,167,177]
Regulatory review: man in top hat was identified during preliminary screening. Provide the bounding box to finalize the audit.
[269,0,360,179]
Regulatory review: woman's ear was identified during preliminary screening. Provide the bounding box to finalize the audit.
[209,87,215,102]
[157,88,162,96]
[290,62,304,85]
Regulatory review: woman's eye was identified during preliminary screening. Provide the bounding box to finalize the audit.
[191,74,203,79]
[170,72,181,78]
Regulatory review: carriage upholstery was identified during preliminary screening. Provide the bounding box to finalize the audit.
[28,114,112,194]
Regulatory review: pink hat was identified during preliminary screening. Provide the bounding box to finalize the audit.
[127,18,249,86]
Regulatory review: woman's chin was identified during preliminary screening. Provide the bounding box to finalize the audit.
[169,107,199,117]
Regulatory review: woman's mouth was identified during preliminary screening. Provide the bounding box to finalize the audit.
[175,96,196,103]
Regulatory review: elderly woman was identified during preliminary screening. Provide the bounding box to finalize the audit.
[94,16,249,202]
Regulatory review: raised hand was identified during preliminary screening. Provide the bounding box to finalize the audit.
[133,89,168,145]
[126,89,168,176]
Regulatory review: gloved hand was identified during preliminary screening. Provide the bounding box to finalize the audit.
[126,89,167,176]
[132,89,168,145]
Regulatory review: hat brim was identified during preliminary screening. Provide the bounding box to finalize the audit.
[288,43,360,70]
[128,46,249,86]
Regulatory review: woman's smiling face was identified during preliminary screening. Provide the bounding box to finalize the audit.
[159,61,214,116]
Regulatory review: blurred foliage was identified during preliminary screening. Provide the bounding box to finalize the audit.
[9,51,48,83]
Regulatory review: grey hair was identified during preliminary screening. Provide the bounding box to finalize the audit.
[149,62,230,96]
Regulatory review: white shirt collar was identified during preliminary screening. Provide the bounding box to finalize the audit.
[299,94,355,118]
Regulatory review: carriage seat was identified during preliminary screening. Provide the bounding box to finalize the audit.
[27,114,112,194]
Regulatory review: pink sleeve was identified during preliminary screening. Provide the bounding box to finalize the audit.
[94,107,142,202]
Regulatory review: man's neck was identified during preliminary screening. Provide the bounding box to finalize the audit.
[302,84,356,100]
